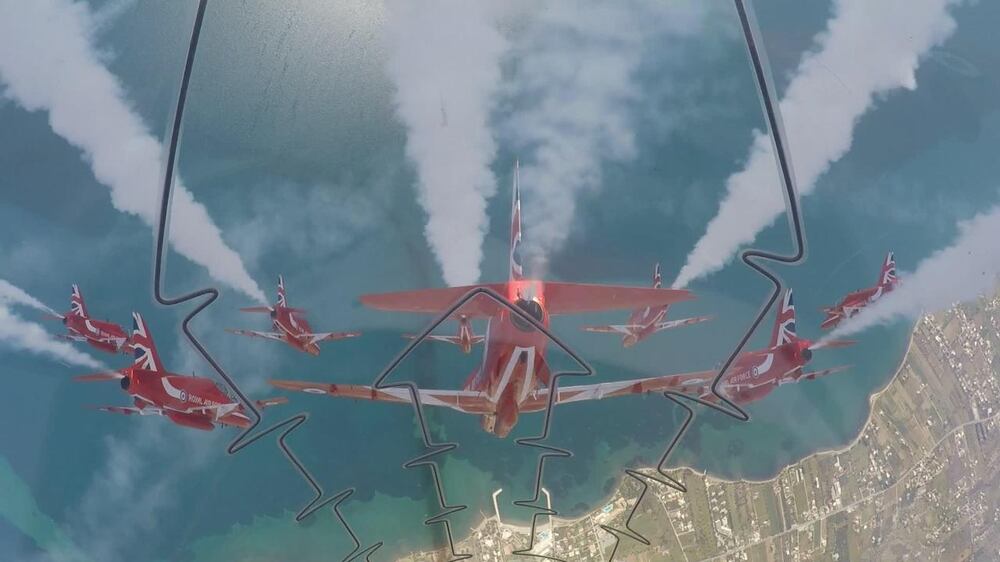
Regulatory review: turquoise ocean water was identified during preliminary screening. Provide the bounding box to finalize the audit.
[2,0,1000,559]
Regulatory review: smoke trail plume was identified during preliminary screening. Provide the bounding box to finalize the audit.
[823,203,1000,341]
[0,279,59,316]
[0,280,104,369]
[384,0,506,286]
[506,0,705,270]
[674,0,965,288]
[0,0,266,303]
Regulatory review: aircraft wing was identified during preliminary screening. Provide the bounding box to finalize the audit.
[361,282,692,317]
[582,324,639,335]
[58,334,89,343]
[402,334,486,345]
[88,405,164,417]
[255,396,288,409]
[304,331,361,345]
[793,365,852,381]
[403,334,459,344]
[542,282,693,315]
[517,369,718,412]
[269,379,494,414]
[226,328,285,342]
[654,315,713,333]
[819,311,843,330]
[360,284,508,317]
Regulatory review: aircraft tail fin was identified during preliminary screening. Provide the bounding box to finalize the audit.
[509,160,524,282]
[770,289,797,347]
[276,275,288,308]
[70,285,88,318]
[878,251,897,288]
[131,312,164,372]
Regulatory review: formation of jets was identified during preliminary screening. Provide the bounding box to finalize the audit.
[50,164,893,436]
[75,312,286,430]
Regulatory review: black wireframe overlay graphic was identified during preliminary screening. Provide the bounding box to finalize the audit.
[151,1,804,561]
[369,287,594,561]
[152,1,379,559]
[604,0,808,558]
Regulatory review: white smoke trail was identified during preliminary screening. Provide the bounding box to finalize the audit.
[673,0,965,288]
[0,0,267,303]
[384,0,506,286]
[63,424,219,562]
[0,280,104,369]
[822,203,1000,342]
[506,0,706,271]
[0,279,59,316]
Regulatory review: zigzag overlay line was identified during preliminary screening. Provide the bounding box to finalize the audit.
[604,0,808,558]
[151,2,379,559]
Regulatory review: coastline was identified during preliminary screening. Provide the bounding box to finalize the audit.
[698,322,917,486]
[438,320,921,553]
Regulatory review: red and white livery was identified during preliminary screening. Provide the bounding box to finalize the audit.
[272,163,700,437]
[821,252,899,330]
[228,275,361,356]
[46,285,131,355]
[547,289,854,408]
[583,263,712,347]
[77,312,286,431]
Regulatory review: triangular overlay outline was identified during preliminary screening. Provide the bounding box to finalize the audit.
[371,287,593,561]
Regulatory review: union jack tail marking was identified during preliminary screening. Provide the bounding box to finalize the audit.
[70,285,88,318]
[131,312,164,372]
[770,289,797,347]
[878,251,897,288]
[509,160,524,282]
[277,275,288,308]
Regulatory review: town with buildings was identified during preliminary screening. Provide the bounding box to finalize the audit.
[399,290,1000,561]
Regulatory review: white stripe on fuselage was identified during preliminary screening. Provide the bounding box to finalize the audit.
[487,345,536,404]
[274,316,295,337]
[162,377,186,400]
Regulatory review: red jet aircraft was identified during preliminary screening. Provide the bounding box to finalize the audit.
[582,263,712,347]
[77,312,286,431]
[402,314,484,354]
[821,252,899,330]
[228,275,361,356]
[45,285,131,355]
[271,163,700,437]
[544,289,854,408]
